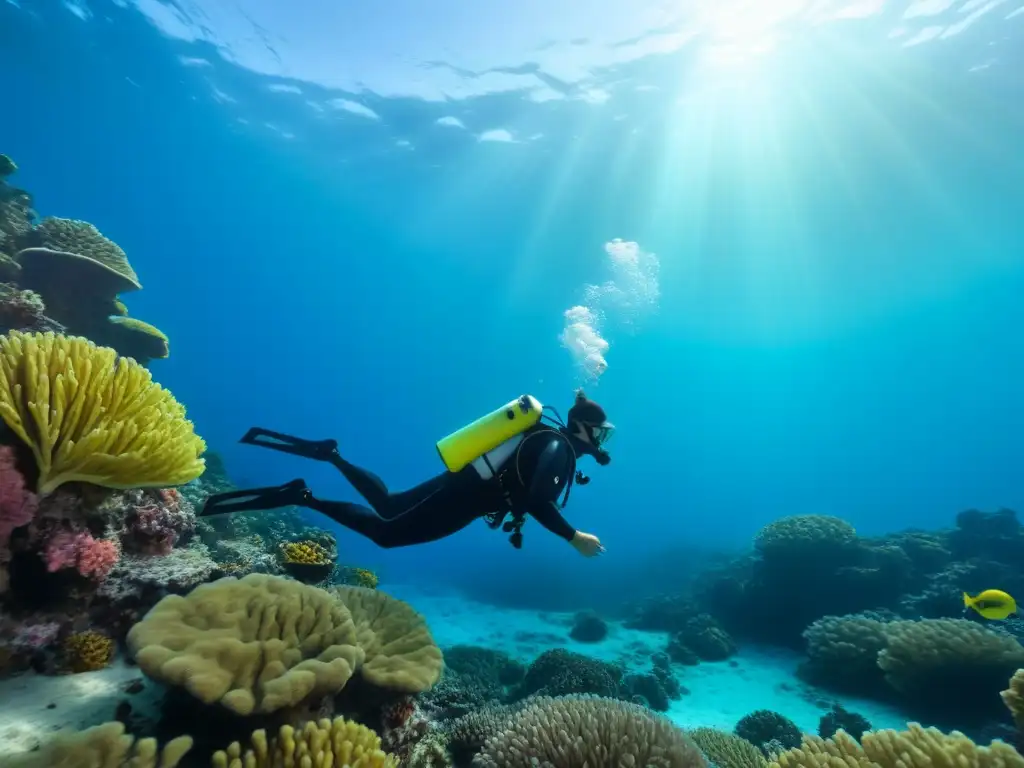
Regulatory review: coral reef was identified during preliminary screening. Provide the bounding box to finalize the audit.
[0,156,169,363]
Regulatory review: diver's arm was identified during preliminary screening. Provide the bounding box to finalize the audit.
[531,500,577,541]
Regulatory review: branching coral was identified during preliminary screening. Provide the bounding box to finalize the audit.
[338,565,380,589]
[212,717,398,768]
[0,331,206,494]
[769,722,1024,768]
[63,630,115,672]
[6,721,192,768]
[281,539,331,565]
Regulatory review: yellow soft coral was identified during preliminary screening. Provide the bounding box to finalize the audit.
[6,721,192,768]
[281,540,331,565]
[211,717,399,768]
[336,566,380,589]
[770,723,1024,768]
[351,567,379,589]
[63,631,114,673]
[0,331,206,494]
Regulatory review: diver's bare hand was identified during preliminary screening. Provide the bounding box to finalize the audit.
[571,531,605,557]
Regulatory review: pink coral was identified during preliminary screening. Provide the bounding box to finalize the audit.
[0,445,37,552]
[43,529,120,580]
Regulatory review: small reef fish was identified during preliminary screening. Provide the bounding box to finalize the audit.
[963,589,1017,620]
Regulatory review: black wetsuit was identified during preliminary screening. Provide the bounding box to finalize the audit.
[201,425,582,549]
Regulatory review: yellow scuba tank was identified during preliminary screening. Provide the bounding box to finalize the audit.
[437,395,543,472]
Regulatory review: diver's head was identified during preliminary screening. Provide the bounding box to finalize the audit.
[566,389,614,465]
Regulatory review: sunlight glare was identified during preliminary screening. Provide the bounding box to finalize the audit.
[697,0,810,70]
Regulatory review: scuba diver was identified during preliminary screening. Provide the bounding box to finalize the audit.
[200,390,614,557]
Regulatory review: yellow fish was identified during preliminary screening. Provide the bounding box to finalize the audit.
[963,589,1017,620]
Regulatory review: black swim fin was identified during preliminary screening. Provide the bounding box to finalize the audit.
[200,479,311,516]
[239,427,340,462]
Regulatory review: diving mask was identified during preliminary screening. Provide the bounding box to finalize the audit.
[586,421,615,449]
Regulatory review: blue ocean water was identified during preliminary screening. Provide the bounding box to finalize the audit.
[1,0,1022,612]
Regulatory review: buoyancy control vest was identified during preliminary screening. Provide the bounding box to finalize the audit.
[434,395,581,547]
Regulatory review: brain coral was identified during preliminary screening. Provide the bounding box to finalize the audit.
[331,584,443,692]
[127,574,442,716]
[754,515,857,561]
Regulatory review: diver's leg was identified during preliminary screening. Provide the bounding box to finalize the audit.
[306,475,482,548]
[324,454,393,515]
[199,479,311,516]
[240,427,415,516]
